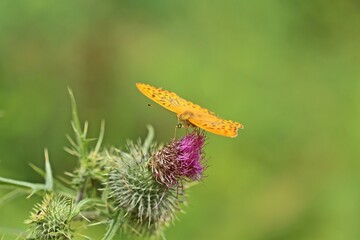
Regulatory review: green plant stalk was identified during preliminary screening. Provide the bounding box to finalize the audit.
[102,211,123,240]
[68,88,92,202]
[68,88,88,161]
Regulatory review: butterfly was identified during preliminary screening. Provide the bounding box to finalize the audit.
[136,83,244,138]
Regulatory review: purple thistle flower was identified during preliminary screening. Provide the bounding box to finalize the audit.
[177,132,205,180]
[150,130,206,187]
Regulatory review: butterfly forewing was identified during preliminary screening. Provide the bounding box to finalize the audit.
[136,83,185,113]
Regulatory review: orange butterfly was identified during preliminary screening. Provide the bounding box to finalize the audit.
[136,83,244,138]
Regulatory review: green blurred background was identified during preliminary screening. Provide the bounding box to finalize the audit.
[1,1,360,239]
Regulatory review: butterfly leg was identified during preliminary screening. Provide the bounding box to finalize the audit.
[174,126,177,138]
[184,120,194,135]
[174,122,182,138]
[185,126,189,135]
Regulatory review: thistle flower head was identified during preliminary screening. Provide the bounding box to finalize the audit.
[150,130,206,187]
[107,136,183,237]
[25,194,74,240]
[178,130,205,179]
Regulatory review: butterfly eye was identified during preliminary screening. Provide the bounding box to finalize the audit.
[176,123,183,129]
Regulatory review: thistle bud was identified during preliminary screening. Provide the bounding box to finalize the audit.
[25,194,73,240]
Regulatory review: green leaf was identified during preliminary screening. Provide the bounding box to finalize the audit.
[0,176,45,191]
[0,151,54,194]
[68,87,83,138]
[44,149,53,191]
[29,163,75,197]
[71,198,104,219]
[68,87,87,159]
[94,120,105,154]
[0,189,25,208]
[102,211,123,240]
[0,227,25,239]
[142,125,155,155]
[29,162,45,178]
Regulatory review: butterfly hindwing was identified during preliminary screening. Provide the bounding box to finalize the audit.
[188,114,243,138]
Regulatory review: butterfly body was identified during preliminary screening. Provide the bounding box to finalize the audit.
[178,110,195,121]
[136,83,244,138]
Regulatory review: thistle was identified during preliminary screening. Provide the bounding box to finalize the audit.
[150,130,206,187]
[107,138,183,237]
[0,90,210,240]
[25,194,74,240]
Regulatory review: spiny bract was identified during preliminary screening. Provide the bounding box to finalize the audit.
[107,140,183,237]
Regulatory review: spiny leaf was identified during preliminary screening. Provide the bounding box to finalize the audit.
[68,87,83,138]
[94,120,105,155]
[71,198,104,219]
[142,125,155,155]
[44,149,53,191]
[29,162,45,177]
[0,189,25,208]
[102,211,123,240]
[0,176,45,192]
